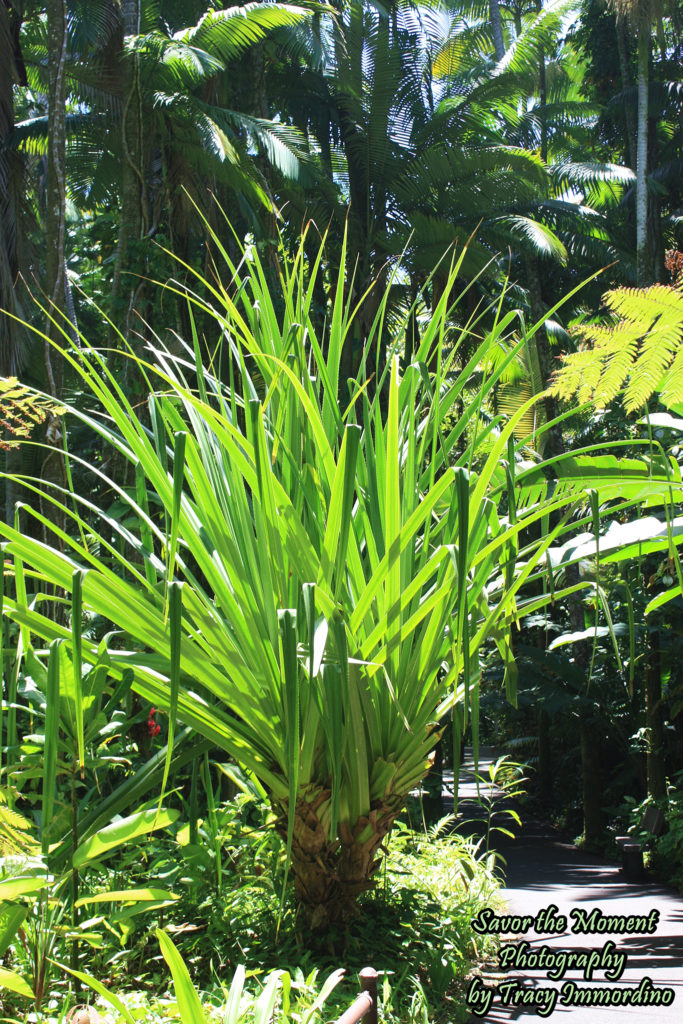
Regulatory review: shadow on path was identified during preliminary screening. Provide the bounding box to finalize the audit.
[454,752,683,1023]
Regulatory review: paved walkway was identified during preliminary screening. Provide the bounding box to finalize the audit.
[455,752,683,1023]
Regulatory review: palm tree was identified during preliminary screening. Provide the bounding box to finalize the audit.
[275,0,580,385]
[9,1,315,348]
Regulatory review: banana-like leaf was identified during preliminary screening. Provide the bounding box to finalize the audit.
[0,966,33,999]
[75,888,179,907]
[72,808,179,869]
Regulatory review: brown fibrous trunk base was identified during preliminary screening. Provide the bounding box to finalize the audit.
[280,791,400,932]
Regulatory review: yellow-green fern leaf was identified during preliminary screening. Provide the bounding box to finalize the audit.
[551,285,683,413]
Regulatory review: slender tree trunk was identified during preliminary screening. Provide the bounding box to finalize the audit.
[650,193,664,283]
[645,629,667,802]
[537,707,553,804]
[423,737,443,823]
[0,0,27,381]
[336,7,363,395]
[0,3,28,527]
[579,718,602,844]
[337,7,395,398]
[655,13,666,61]
[535,0,547,163]
[616,18,637,170]
[490,0,505,60]
[110,0,146,345]
[565,563,602,845]
[45,0,69,367]
[43,0,69,561]
[635,17,650,285]
[513,1,522,38]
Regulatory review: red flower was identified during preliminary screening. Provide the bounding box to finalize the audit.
[147,708,161,738]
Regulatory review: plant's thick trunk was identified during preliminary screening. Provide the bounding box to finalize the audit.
[490,0,505,60]
[645,629,667,802]
[635,20,650,286]
[283,793,400,931]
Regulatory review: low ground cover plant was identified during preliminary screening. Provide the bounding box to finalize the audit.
[2,788,499,1024]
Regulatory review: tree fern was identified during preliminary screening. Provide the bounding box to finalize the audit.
[551,284,683,412]
[0,790,37,856]
[0,378,65,449]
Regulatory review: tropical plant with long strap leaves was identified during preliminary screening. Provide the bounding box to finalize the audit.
[1,224,681,929]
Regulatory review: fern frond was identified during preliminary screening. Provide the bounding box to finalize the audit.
[551,285,683,413]
[0,791,38,856]
[0,378,65,449]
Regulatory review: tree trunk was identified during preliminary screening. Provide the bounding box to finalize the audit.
[0,2,29,527]
[523,254,566,456]
[535,0,547,163]
[635,18,650,285]
[43,0,69,522]
[579,717,602,845]
[45,0,69,368]
[490,0,505,61]
[565,562,601,844]
[423,737,444,823]
[110,0,146,345]
[645,629,667,802]
[283,792,400,931]
[616,17,637,171]
[537,707,553,805]
[0,0,27,382]
[0,1,23,372]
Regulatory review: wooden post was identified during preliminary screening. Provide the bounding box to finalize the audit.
[360,967,378,1024]
[333,967,379,1024]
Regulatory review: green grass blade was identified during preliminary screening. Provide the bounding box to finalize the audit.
[71,569,86,778]
[156,929,210,1024]
[43,639,62,857]
[158,581,183,818]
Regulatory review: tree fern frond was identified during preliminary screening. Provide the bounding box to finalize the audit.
[0,791,38,856]
[552,285,683,413]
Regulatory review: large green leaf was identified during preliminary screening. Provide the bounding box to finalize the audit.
[0,966,33,999]
[157,929,210,1024]
[72,808,179,869]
